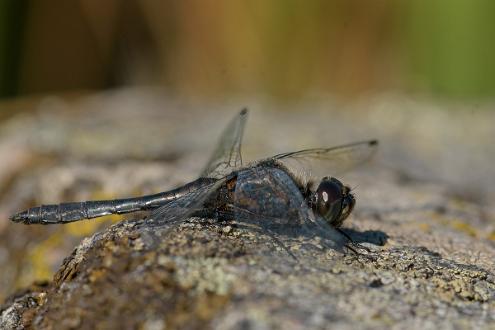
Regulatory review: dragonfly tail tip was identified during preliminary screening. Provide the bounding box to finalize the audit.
[10,212,27,224]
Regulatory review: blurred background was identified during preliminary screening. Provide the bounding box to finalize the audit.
[0,0,494,303]
[1,0,494,100]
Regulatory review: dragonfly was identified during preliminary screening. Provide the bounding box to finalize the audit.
[11,109,378,253]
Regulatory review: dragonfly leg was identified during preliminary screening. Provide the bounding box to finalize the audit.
[336,228,378,263]
[336,228,372,253]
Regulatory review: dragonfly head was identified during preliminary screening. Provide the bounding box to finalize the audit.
[311,177,355,227]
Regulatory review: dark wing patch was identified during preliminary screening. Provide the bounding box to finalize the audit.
[146,179,225,227]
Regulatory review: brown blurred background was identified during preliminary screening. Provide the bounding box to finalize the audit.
[1,0,494,101]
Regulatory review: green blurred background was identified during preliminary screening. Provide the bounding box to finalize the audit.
[0,0,494,101]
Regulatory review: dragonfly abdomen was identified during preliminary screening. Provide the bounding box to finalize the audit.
[11,199,153,225]
[10,177,217,225]
[11,202,93,224]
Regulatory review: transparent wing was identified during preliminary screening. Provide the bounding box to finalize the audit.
[272,139,378,183]
[201,108,249,179]
[146,179,225,227]
[231,205,348,255]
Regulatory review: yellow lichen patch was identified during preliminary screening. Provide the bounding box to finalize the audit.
[194,293,230,320]
[24,230,64,283]
[64,214,122,237]
[65,220,102,237]
[430,212,479,238]
[89,268,107,283]
[488,231,495,241]
[449,220,478,237]
[427,211,446,222]
[417,223,431,232]
[108,214,123,224]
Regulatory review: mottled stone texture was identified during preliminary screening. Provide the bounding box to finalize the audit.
[1,90,494,329]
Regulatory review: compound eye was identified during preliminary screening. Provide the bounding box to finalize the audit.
[340,194,355,221]
[315,178,343,224]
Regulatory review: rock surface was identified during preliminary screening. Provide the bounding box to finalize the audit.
[1,89,494,329]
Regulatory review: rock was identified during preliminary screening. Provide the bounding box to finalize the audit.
[1,90,495,329]
[2,169,494,329]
